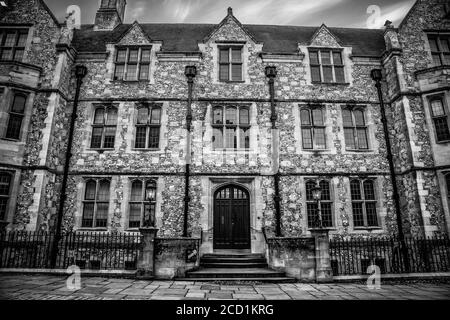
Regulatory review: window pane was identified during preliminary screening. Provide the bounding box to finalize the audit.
[354,110,365,126]
[137,107,149,124]
[148,127,160,148]
[150,107,161,124]
[130,180,143,201]
[0,198,7,221]
[443,53,450,65]
[212,127,223,148]
[240,127,250,149]
[13,49,24,61]
[126,64,137,80]
[1,49,12,60]
[0,174,11,196]
[321,51,331,64]
[302,128,313,149]
[116,49,127,62]
[97,180,110,201]
[17,33,28,46]
[129,204,142,227]
[323,66,333,82]
[429,38,438,51]
[90,127,103,148]
[300,109,311,125]
[141,49,151,62]
[94,108,105,124]
[85,181,96,200]
[5,115,22,139]
[431,100,445,116]
[312,108,324,126]
[311,66,321,82]
[321,202,333,227]
[219,64,229,81]
[139,65,149,80]
[432,53,442,66]
[219,48,229,63]
[344,128,356,149]
[239,108,249,125]
[4,32,15,46]
[319,180,330,200]
[135,126,146,148]
[231,48,241,62]
[103,127,116,148]
[366,202,378,226]
[314,128,326,149]
[335,66,345,83]
[225,107,237,124]
[342,109,353,126]
[332,52,342,65]
[82,203,94,227]
[434,118,450,141]
[231,64,242,81]
[114,65,124,80]
[363,180,375,200]
[440,38,450,52]
[106,108,117,125]
[213,107,223,124]
[357,128,369,149]
[309,51,319,64]
[350,180,362,200]
[128,49,138,62]
[95,203,108,227]
[225,127,237,148]
[11,95,26,113]
[352,202,364,227]
[307,203,318,228]
[305,181,316,201]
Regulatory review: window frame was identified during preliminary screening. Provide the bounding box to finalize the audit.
[427,34,450,66]
[128,178,157,229]
[81,178,111,229]
[305,179,334,229]
[308,48,346,84]
[113,46,152,82]
[134,103,162,150]
[211,105,251,150]
[342,106,370,151]
[300,104,327,150]
[4,92,27,141]
[428,95,450,143]
[0,171,12,221]
[218,45,244,82]
[350,178,379,229]
[0,28,29,63]
[90,104,118,150]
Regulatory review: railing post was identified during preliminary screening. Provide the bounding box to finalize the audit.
[0,221,9,268]
[136,227,158,279]
[311,229,333,283]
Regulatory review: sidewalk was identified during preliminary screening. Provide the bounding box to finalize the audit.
[0,274,449,300]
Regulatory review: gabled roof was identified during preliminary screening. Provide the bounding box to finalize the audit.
[114,21,152,44]
[308,23,342,46]
[72,23,386,57]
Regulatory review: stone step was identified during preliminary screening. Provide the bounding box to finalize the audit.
[176,277,297,283]
[200,257,267,264]
[200,262,269,268]
[201,253,265,259]
[186,268,286,279]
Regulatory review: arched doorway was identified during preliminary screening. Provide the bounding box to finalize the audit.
[213,184,250,249]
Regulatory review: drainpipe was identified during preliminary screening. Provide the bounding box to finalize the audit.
[50,65,87,268]
[370,68,409,272]
[183,66,197,237]
[265,66,282,237]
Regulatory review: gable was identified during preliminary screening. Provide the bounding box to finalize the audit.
[309,25,341,47]
[116,22,151,46]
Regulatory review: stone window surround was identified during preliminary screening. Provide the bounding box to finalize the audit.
[298,104,331,152]
[130,102,164,151]
[425,93,450,144]
[0,87,33,143]
[0,26,32,63]
[340,104,376,153]
[349,177,381,229]
[303,177,336,230]
[300,45,353,86]
[211,41,250,85]
[425,32,450,67]
[113,45,152,81]
[84,102,119,153]
[204,102,258,154]
[77,177,112,231]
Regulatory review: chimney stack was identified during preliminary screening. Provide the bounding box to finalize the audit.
[94,0,127,31]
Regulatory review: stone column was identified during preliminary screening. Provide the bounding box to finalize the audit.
[311,229,333,283]
[136,227,158,279]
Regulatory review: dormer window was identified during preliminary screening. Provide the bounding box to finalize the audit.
[309,49,345,84]
[0,29,28,62]
[114,46,151,81]
[427,34,450,66]
[219,46,243,82]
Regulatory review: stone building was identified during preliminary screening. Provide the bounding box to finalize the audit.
[0,0,449,257]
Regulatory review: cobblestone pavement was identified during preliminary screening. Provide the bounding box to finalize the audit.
[0,274,449,300]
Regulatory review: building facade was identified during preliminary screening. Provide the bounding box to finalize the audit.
[0,0,449,255]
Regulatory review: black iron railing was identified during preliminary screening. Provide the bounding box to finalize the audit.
[0,231,141,270]
[329,236,450,275]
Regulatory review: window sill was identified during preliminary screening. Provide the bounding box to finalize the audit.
[76,228,108,232]
[212,148,254,152]
[131,148,161,152]
[125,228,141,232]
[353,226,382,231]
[311,81,350,86]
[1,137,21,142]
[218,80,246,83]
[344,149,374,153]
[307,227,337,231]
[111,80,149,83]
[436,139,450,144]
[87,148,115,153]
[301,149,332,153]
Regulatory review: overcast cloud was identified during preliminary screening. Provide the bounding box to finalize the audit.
[45,0,416,28]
